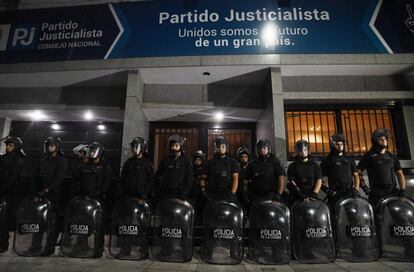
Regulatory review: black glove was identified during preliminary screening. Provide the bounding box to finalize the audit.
[352,189,360,198]
[287,181,305,199]
[361,185,371,196]
[202,190,211,201]
[273,193,282,202]
[399,189,407,198]
[326,188,336,198]
[308,192,318,200]
[227,192,237,203]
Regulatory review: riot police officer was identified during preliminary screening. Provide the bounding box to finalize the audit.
[287,140,322,205]
[200,137,240,202]
[0,136,25,252]
[71,142,112,254]
[153,135,193,258]
[321,134,360,209]
[189,150,205,220]
[357,129,407,207]
[237,147,250,209]
[120,137,154,204]
[72,142,112,202]
[30,137,68,254]
[247,139,285,204]
[118,137,153,257]
[154,135,192,203]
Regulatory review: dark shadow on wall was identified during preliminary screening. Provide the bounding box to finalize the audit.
[207,68,269,109]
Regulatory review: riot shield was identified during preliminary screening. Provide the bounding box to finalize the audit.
[201,200,244,264]
[335,197,378,261]
[248,199,291,264]
[61,196,103,258]
[150,198,194,262]
[292,199,335,263]
[13,196,53,256]
[109,197,150,260]
[377,196,414,261]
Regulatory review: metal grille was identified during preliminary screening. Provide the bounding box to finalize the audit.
[341,109,396,157]
[285,111,337,159]
[285,108,398,159]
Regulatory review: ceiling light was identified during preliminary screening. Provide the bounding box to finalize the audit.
[215,112,224,122]
[84,111,94,121]
[51,124,60,130]
[28,110,47,121]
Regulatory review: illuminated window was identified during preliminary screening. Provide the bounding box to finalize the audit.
[341,109,396,156]
[285,111,337,158]
[285,108,397,159]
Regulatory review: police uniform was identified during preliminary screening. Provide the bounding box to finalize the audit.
[0,151,25,251]
[202,153,240,200]
[31,152,67,254]
[237,161,250,208]
[357,150,402,206]
[121,156,154,200]
[321,152,357,207]
[248,154,286,201]
[72,161,112,200]
[188,164,204,219]
[287,158,321,205]
[71,160,112,255]
[155,154,193,201]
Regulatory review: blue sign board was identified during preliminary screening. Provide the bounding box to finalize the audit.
[0,0,413,63]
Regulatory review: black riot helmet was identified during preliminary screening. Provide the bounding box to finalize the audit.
[214,136,228,148]
[43,136,63,155]
[256,139,272,157]
[168,134,185,152]
[4,136,23,151]
[89,142,105,159]
[214,136,228,155]
[3,136,25,156]
[329,133,346,151]
[130,137,148,156]
[371,128,389,146]
[294,139,310,158]
[192,150,205,162]
[370,128,389,152]
[237,147,250,159]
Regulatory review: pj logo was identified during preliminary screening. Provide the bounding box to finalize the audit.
[9,24,38,49]
[0,23,38,50]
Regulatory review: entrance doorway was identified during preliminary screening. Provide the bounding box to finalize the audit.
[149,122,256,168]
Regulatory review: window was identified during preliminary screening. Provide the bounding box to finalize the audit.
[341,109,396,157]
[285,107,399,159]
[285,111,337,158]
